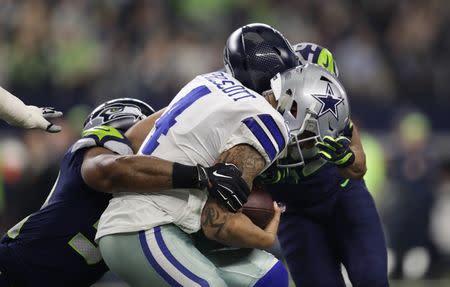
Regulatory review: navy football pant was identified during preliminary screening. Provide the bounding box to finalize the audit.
[278,180,388,287]
[0,244,13,287]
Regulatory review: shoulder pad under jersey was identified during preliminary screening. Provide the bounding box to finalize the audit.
[71,125,133,155]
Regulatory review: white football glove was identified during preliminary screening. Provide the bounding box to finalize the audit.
[23,106,63,133]
[0,86,63,133]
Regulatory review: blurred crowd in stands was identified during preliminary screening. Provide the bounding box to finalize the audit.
[0,0,449,284]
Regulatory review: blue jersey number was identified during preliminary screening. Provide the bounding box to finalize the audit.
[141,85,211,155]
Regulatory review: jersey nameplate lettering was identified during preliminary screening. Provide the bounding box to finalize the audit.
[203,72,257,101]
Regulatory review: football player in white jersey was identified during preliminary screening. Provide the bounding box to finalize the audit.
[96,24,297,287]
[0,86,62,132]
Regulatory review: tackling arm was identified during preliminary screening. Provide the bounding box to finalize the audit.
[81,143,249,203]
[201,144,281,249]
[81,147,176,193]
[81,110,187,193]
[81,111,250,211]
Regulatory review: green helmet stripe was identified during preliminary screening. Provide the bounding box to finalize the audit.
[317,48,336,75]
[82,125,124,141]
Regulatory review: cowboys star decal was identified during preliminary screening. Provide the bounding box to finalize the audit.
[312,83,343,119]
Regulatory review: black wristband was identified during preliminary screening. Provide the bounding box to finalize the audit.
[172,163,198,188]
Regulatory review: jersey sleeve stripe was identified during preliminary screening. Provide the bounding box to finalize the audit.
[243,117,277,161]
[257,114,286,152]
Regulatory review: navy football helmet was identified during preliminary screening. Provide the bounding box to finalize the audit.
[293,42,339,77]
[83,98,155,131]
[224,23,299,94]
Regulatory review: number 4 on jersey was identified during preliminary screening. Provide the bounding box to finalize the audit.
[141,85,211,155]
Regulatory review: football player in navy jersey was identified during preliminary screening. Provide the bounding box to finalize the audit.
[258,44,389,287]
[0,98,249,287]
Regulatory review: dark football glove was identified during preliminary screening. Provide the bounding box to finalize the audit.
[316,136,355,168]
[258,164,291,184]
[197,163,250,213]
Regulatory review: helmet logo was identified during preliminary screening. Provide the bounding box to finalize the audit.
[104,106,124,115]
[312,83,343,119]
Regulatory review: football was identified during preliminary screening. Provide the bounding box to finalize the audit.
[242,184,275,229]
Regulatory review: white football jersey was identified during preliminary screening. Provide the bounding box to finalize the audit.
[96,71,289,240]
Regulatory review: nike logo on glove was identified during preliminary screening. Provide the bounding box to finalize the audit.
[212,171,233,179]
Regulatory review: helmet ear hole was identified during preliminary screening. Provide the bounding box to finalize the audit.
[290,100,298,118]
[273,47,281,56]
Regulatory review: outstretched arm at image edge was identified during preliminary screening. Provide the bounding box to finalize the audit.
[0,86,62,132]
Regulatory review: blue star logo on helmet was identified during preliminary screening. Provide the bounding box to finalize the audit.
[312,83,343,119]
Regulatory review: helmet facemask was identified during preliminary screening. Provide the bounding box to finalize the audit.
[278,100,322,168]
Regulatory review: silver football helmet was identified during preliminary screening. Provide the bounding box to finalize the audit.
[271,63,350,167]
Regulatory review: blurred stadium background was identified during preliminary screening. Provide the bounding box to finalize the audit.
[0,0,449,286]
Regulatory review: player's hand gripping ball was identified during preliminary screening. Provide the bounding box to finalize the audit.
[197,163,250,213]
[316,136,355,168]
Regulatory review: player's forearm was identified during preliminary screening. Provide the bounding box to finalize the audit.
[339,148,366,179]
[99,154,175,193]
[82,150,200,193]
[0,86,61,131]
[0,86,32,126]
[338,125,367,179]
[220,213,275,249]
[201,198,275,249]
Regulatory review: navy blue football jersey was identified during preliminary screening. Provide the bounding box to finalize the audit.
[0,126,133,287]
